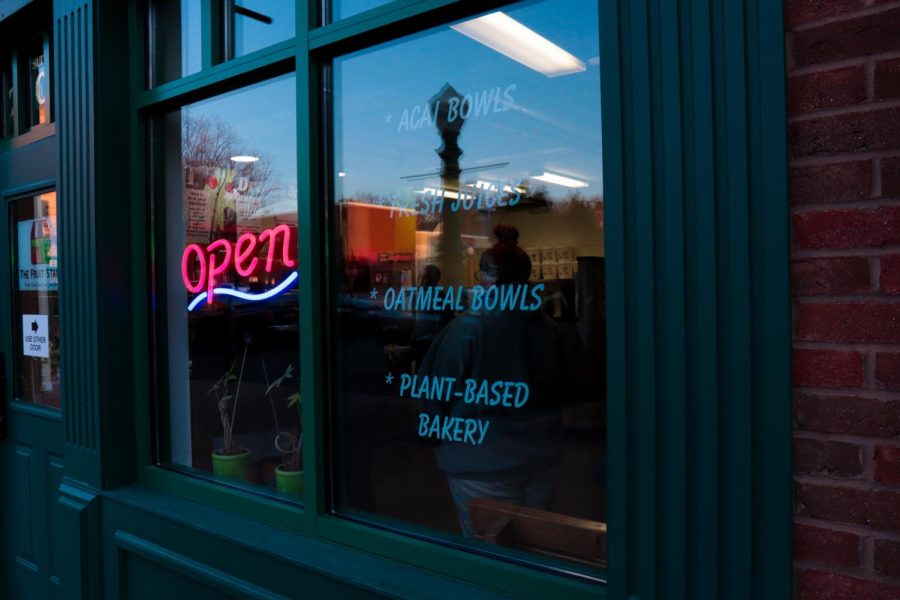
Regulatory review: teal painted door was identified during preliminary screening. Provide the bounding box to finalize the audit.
[0,133,63,600]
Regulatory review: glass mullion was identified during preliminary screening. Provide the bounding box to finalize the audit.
[10,50,18,137]
[201,0,219,69]
[1,53,14,138]
[296,0,326,519]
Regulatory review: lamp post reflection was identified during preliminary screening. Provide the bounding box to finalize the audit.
[431,83,466,287]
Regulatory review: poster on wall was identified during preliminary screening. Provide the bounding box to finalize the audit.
[17,216,58,291]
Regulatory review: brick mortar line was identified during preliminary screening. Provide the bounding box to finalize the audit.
[792,251,900,259]
[793,386,900,401]
[864,438,876,481]
[792,340,900,352]
[874,157,884,198]
[792,294,888,301]
[866,58,876,101]
[791,294,900,302]
[793,559,900,587]
[789,1,900,33]
[865,350,877,389]
[794,514,900,541]
[789,98,900,123]
[787,49,900,77]
[791,199,900,212]
[789,150,900,168]
[795,470,867,482]
[795,473,900,492]
[793,247,900,258]
[873,253,882,293]
[794,298,900,304]
[794,430,900,446]
[793,384,888,394]
[863,536,877,577]
[793,561,868,584]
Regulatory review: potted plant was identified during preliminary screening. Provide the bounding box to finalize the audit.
[263,362,303,496]
[208,341,252,480]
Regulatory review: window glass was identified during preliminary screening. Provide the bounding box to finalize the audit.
[157,74,301,498]
[331,0,606,572]
[19,36,50,130]
[25,41,48,127]
[11,192,60,409]
[329,0,392,23]
[228,0,295,59]
[149,0,202,86]
[1,54,13,138]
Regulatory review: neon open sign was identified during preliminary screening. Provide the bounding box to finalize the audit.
[181,224,298,311]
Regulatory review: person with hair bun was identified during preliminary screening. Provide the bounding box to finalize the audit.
[418,224,570,538]
[477,224,532,287]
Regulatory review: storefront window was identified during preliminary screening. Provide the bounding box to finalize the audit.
[227,0,295,59]
[331,0,605,572]
[10,192,60,409]
[149,0,202,86]
[156,74,302,498]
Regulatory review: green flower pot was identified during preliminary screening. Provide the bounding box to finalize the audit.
[275,466,303,496]
[211,448,252,481]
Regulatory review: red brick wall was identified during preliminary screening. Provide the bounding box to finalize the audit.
[787,1,900,598]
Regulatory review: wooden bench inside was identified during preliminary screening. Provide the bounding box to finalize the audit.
[468,498,607,568]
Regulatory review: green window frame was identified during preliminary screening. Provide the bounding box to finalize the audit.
[124,1,791,598]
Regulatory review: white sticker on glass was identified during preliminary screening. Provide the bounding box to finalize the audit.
[22,314,49,358]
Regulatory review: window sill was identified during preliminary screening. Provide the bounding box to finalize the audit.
[0,122,55,152]
[102,481,519,599]
[124,466,605,599]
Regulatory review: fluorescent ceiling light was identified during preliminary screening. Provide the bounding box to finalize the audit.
[230,155,259,163]
[338,172,346,177]
[531,171,589,188]
[451,12,586,78]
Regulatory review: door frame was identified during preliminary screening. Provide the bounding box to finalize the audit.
[0,175,64,600]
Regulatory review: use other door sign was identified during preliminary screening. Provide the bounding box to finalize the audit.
[23,314,49,358]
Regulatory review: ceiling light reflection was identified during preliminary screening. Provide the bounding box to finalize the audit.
[531,172,589,188]
[451,12,586,78]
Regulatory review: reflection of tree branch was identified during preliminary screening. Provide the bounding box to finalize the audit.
[182,112,281,223]
[237,157,278,218]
